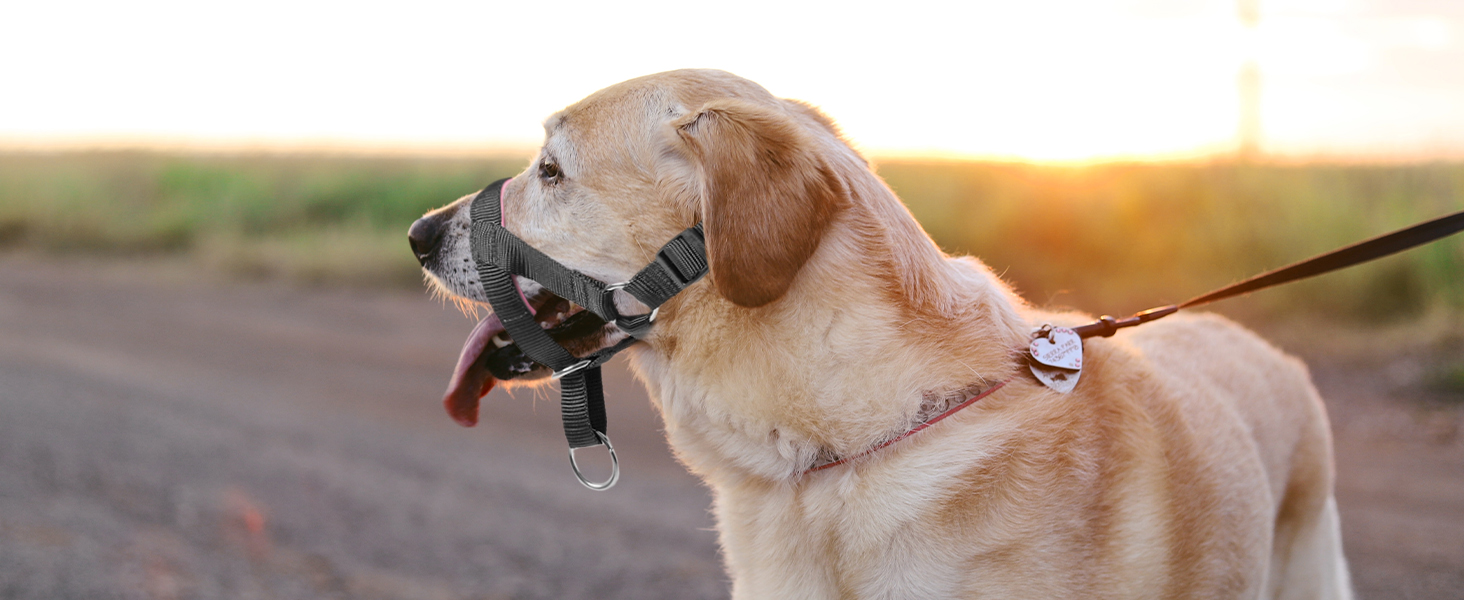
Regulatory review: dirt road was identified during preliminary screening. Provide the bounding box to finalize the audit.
[0,255,1459,599]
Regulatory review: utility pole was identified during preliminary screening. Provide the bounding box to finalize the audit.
[1237,0,1263,160]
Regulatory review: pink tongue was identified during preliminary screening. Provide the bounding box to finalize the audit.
[443,315,505,427]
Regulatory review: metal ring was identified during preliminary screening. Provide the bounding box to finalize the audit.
[568,431,620,491]
[600,282,628,323]
[551,359,592,380]
[605,281,659,335]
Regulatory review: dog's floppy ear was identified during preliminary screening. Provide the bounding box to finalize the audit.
[674,99,845,308]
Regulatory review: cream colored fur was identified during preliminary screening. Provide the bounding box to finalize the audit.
[420,69,1352,599]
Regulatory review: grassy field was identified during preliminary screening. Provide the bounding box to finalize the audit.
[0,151,528,286]
[880,159,1464,322]
[1,150,1460,323]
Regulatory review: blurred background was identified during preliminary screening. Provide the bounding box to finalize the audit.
[0,0,1460,598]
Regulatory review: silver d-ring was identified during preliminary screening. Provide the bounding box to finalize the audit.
[605,281,659,336]
[551,359,593,380]
[605,281,657,324]
[602,282,629,322]
[568,431,620,490]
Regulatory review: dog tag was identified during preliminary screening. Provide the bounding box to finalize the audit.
[1029,362,1081,394]
[1030,327,1083,370]
[1029,325,1082,393]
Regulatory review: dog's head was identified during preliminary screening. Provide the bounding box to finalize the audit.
[409,69,854,426]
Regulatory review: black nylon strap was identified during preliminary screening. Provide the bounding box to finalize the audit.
[469,179,503,229]
[475,259,578,369]
[467,179,705,450]
[1072,209,1464,339]
[623,224,707,308]
[470,180,600,446]
[478,226,617,320]
[559,370,603,448]
[468,183,578,370]
[471,180,706,329]
[551,327,638,447]
[613,224,708,337]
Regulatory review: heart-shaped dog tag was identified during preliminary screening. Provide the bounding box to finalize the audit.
[1030,327,1083,371]
[1029,362,1081,394]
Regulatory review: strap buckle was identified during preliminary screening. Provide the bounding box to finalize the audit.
[568,431,620,490]
[653,225,708,287]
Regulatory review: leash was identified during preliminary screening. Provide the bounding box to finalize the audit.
[1028,208,1464,392]
[1069,209,1464,340]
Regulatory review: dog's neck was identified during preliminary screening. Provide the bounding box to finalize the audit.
[629,173,1030,483]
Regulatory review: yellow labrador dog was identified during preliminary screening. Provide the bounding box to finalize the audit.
[410,69,1351,599]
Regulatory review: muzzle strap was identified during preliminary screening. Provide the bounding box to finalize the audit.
[475,248,609,447]
[471,190,617,322]
[472,187,707,334]
[467,178,707,456]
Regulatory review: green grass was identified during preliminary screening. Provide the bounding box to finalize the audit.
[0,151,526,285]
[1,150,1460,323]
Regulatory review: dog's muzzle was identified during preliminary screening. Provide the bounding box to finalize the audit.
[469,178,707,489]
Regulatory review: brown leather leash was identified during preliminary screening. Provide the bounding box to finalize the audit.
[1025,208,1464,393]
[1071,209,1464,339]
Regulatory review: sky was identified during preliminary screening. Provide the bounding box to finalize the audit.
[2,0,1462,162]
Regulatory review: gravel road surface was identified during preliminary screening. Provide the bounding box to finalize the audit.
[0,255,1459,599]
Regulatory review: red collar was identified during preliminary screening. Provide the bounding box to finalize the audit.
[802,380,1008,475]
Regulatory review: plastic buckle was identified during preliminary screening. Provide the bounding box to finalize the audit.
[568,431,620,491]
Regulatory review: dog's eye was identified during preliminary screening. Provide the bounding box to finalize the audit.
[539,160,562,183]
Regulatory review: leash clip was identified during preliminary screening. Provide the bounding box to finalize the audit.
[568,431,620,490]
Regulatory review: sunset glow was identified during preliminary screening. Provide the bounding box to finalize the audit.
[2,0,1461,162]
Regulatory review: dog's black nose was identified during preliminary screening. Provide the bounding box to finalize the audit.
[408,214,446,266]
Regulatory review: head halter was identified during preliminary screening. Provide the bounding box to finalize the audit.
[469,178,707,489]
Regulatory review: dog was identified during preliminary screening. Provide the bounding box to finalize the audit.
[409,69,1352,599]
